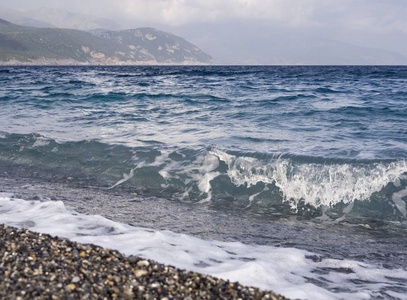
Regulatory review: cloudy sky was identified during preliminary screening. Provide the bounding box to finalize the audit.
[1,0,407,64]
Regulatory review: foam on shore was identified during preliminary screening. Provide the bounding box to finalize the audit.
[0,224,287,299]
[2,194,407,299]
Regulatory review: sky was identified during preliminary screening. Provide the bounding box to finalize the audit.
[1,0,407,64]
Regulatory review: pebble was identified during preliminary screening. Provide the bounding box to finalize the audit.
[134,269,148,277]
[136,259,150,267]
[0,224,289,299]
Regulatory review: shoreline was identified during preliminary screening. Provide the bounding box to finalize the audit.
[0,224,288,299]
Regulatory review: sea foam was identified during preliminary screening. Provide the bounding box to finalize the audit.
[1,194,406,300]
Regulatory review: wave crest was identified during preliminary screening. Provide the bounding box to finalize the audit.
[210,150,407,210]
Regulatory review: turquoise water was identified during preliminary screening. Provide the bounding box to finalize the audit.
[1,66,406,221]
[1,66,407,298]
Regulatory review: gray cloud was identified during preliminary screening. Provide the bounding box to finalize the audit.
[2,0,406,31]
[1,0,406,63]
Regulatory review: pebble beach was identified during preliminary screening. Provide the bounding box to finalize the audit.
[0,224,288,300]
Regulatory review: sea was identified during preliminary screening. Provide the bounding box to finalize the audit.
[0,65,407,299]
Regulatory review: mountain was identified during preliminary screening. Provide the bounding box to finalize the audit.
[98,28,214,64]
[0,19,213,65]
[185,22,407,65]
[0,6,120,31]
[2,4,405,65]
[26,7,122,31]
[0,5,56,29]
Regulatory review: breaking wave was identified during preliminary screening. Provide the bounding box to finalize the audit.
[1,133,406,222]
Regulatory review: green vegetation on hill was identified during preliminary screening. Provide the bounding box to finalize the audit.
[99,28,213,64]
[0,19,213,65]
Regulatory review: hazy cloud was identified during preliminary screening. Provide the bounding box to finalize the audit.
[2,0,407,32]
[310,0,407,33]
[99,0,319,27]
[1,0,406,63]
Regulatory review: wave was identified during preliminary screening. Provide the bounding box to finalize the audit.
[1,132,406,223]
[3,195,406,299]
[210,150,406,206]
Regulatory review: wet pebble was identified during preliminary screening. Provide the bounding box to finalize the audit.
[0,224,289,299]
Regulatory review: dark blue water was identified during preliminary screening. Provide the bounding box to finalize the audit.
[1,66,406,222]
[1,66,407,299]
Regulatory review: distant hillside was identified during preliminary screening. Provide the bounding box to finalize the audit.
[26,7,121,31]
[194,23,407,65]
[0,6,122,31]
[98,28,213,64]
[0,19,213,65]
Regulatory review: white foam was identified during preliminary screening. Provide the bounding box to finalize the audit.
[1,195,406,300]
[127,148,407,213]
[109,168,135,189]
[211,149,407,210]
[31,136,51,147]
[392,187,407,217]
[135,149,222,202]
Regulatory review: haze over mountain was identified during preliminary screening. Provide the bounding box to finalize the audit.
[0,19,213,65]
[0,5,121,31]
[1,2,407,65]
[185,22,407,65]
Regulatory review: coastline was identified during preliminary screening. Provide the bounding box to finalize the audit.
[0,224,288,299]
[0,60,214,66]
